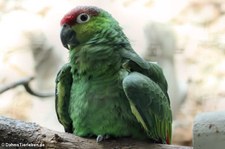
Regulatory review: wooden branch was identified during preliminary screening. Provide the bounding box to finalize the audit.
[23,79,54,98]
[0,77,34,94]
[0,77,54,98]
[0,116,192,149]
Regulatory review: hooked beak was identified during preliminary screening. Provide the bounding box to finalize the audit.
[60,24,79,49]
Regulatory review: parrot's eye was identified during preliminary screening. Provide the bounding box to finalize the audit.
[76,13,90,24]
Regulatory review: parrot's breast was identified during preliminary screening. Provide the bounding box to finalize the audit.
[68,70,147,138]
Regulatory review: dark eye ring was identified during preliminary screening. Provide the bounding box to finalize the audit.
[76,13,90,23]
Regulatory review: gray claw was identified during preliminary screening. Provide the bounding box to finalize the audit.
[96,135,110,143]
[96,135,104,143]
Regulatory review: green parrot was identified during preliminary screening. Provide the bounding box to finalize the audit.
[55,6,172,144]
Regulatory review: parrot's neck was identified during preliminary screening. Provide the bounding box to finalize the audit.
[69,44,120,78]
[69,29,131,78]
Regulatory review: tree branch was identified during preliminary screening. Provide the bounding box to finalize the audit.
[0,77,54,98]
[0,116,192,149]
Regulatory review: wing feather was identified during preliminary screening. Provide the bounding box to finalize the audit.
[122,58,172,144]
[55,63,73,133]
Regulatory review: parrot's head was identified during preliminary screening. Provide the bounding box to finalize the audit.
[60,6,119,50]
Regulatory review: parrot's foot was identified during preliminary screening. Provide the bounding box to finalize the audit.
[96,135,110,143]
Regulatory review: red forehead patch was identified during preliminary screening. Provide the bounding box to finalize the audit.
[60,6,100,26]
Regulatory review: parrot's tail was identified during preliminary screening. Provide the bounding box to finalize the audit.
[166,134,171,144]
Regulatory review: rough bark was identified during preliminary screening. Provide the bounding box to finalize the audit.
[0,116,192,149]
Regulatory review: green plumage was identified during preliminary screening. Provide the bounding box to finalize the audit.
[56,6,172,144]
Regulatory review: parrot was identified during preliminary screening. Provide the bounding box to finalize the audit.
[55,6,172,144]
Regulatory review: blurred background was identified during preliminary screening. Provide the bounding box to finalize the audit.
[1,0,225,146]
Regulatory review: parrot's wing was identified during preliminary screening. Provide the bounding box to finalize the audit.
[121,49,169,103]
[121,49,150,69]
[123,72,172,144]
[55,63,73,133]
[121,50,172,143]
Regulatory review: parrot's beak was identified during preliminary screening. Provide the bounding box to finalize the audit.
[60,24,79,50]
